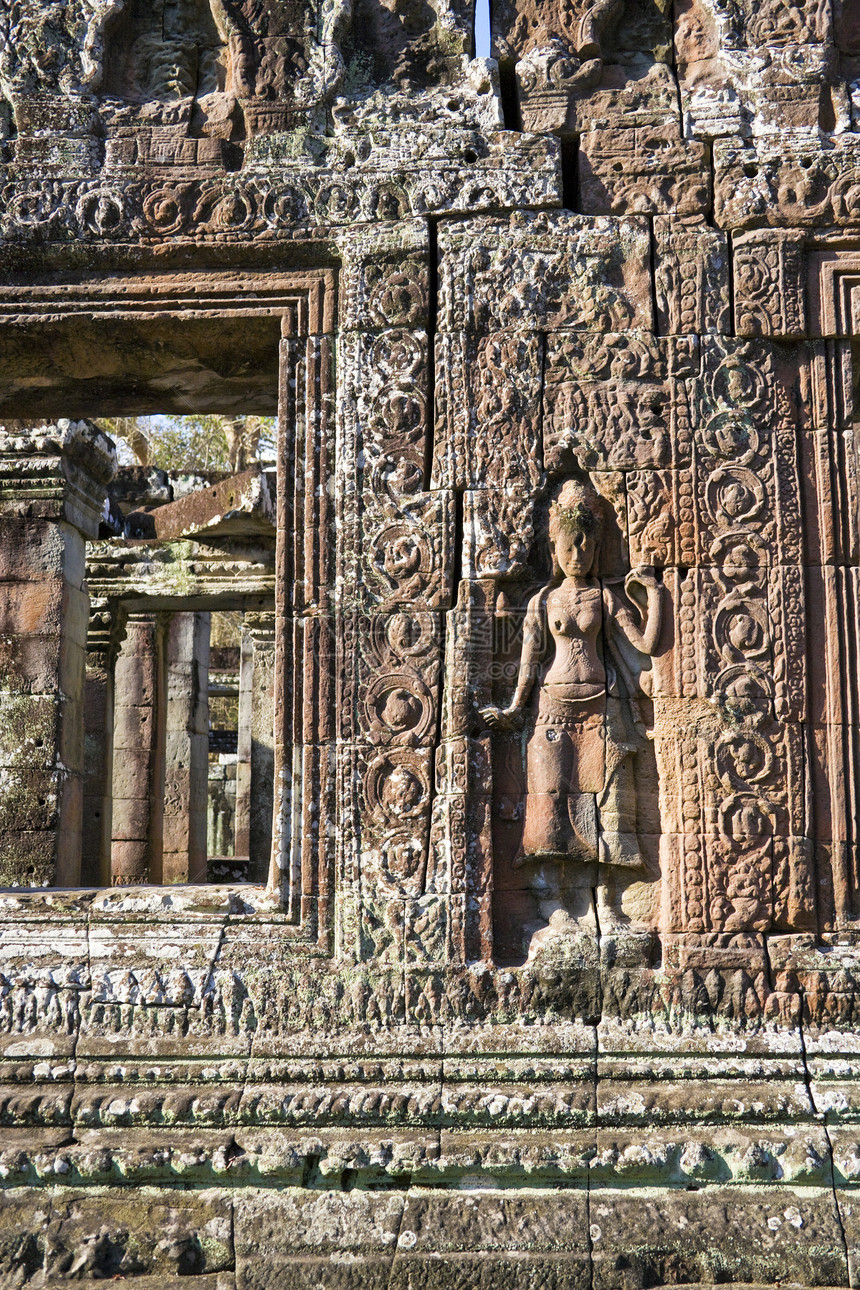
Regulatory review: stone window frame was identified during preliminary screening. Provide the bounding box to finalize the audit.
[805,247,860,925]
[0,266,336,948]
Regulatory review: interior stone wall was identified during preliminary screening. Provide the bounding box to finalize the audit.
[0,0,860,1284]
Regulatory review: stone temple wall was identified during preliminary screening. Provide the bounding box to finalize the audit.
[0,0,860,1284]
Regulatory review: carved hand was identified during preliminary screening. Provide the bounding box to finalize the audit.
[479,705,522,732]
[626,566,660,592]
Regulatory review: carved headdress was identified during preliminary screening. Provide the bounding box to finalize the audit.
[548,478,604,539]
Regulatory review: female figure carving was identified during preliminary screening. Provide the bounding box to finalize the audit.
[481,478,663,938]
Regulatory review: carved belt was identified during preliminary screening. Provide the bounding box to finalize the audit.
[534,689,606,727]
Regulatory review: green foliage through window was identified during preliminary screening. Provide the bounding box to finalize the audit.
[98,415,277,473]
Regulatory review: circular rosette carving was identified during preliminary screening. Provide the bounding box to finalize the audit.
[363,182,410,222]
[314,180,357,223]
[705,466,767,529]
[366,270,425,328]
[736,255,773,298]
[364,672,433,745]
[707,530,767,577]
[416,179,450,214]
[76,187,125,236]
[364,750,430,825]
[713,597,771,662]
[699,411,761,465]
[377,830,426,894]
[377,611,438,662]
[713,664,774,729]
[141,184,193,236]
[369,331,424,381]
[262,182,309,227]
[718,792,776,842]
[5,183,63,230]
[368,521,435,607]
[710,354,768,413]
[716,731,773,789]
[368,385,426,449]
[192,185,255,234]
[367,453,425,503]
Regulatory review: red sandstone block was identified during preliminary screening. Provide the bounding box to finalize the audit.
[110,838,152,883]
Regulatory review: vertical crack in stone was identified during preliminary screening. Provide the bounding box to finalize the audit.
[799,1006,851,1286]
[727,229,737,340]
[425,216,439,495]
[648,216,660,339]
[227,1193,237,1284]
[561,135,579,212]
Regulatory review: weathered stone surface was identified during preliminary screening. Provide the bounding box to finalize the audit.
[0,0,859,1280]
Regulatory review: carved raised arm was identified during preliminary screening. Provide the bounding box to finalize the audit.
[610,570,664,657]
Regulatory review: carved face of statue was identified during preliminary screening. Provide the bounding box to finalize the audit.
[552,524,598,578]
[548,486,603,579]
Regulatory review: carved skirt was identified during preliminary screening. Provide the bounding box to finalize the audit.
[521,690,606,861]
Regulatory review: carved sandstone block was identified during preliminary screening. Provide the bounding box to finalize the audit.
[653,216,731,334]
[578,126,710,216]
[438,213,654,333]
[357,492,455,613]
[337,611,442,748]
[733,229,807,338]
[714,136,860,229]
[432,331,544,493]
[543,333,697,473]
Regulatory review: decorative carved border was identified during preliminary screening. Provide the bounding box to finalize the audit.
[809,250,860,338]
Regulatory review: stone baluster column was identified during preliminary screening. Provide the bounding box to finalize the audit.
[0,419,115,887]
[110,613,164,886]
[233,629,254,861]
[162,610,210,884]
[244,612,276,883]
[81,597,125,887]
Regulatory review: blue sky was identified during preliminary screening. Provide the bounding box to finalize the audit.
[475,0,491,57]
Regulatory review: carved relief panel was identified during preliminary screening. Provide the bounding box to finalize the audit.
[344,210,820,969]
[334,221,455,965]
[431,213,669,964]
[225,223,843,979]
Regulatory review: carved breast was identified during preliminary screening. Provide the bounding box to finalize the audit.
[547,584,602,640]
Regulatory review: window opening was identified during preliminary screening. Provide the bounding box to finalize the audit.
[83,416,277,889]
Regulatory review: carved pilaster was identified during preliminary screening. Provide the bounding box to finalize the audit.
[0,420,115,887]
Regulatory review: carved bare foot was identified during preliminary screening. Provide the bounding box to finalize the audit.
[595,896,629,932]
[595,876,632,933]
[527,908,580,959]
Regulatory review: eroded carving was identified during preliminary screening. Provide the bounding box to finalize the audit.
[0,0,858,1273]
[482,479,663,952]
